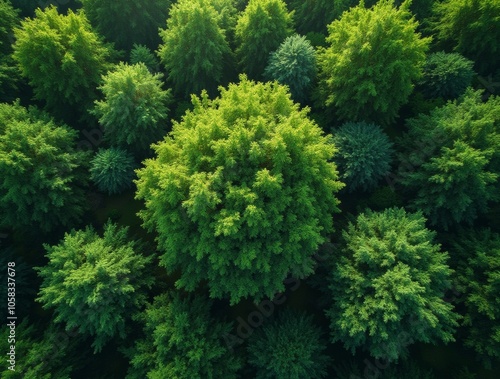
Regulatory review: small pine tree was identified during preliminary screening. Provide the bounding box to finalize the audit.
[332,122,394,192]
[264,34,317,102]
[129,44,160,73]
[90,148,136,195]
[247,310,329,379]
[420,52,475,100]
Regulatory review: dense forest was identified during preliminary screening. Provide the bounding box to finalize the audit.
[0,0,499,378]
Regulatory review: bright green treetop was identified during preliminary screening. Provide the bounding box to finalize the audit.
[0,102,88,233]
[430,0,500,74]
[12,6,114,118]
[247,310,329,379]
[92,62,171,154]
[235,0,293,79]
[126,291,242,379]
[327,208,458,361]
[36,222,154,353]
[318,0,430,125]
[135,76,343,304]
[158,0,233,97]
[453,229,500,368]
[79,0,172,50]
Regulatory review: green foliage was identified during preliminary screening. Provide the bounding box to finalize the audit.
[90,148,136,195]
[0,320,76,379]
[158,0,233,97]
[79,0,171,50]
[318,0,430,125]
[289,0,355,34]
[126,291,241,379]
[235,0,293,79]
[264,34,317,102]
[36,222,154,353]
[453,229,500,368]
[92,62,171,154]
[332,122,394,192]
[0,0,20,102]
[365,0,435,22]
[420,52,475,100]
[247,310,329,379]
[305,32,327,48]
[0,102,88,233]
[399,90,500,229]
[0,0,18,55]
[12,6,114,117]
[210,0,239,46]
[327,208,458,361]
[135,76,343,304]
[129,44,160,72]
[404,141,497,229]
[430,0,500,74]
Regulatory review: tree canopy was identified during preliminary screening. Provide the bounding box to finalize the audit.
[135,76,343,304]
[12,6,114,118]
[157,0,233,97]
[92,62,171,154]
[36,222,154,353]
[247,310,329,379]
[235,0,293,79]
[453,229,500,368]
[399,90,500,229]
[89,148,136,195]
[0,0,20,102]
[264,34,317,103]
[327,208,458,361]
[0,102,88,233]
[79,0,172,50]
[430,0,500,75]
[318,0,430,125]
[332,122,394,192]
[126,291,242,379]
[419,52,475,100]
